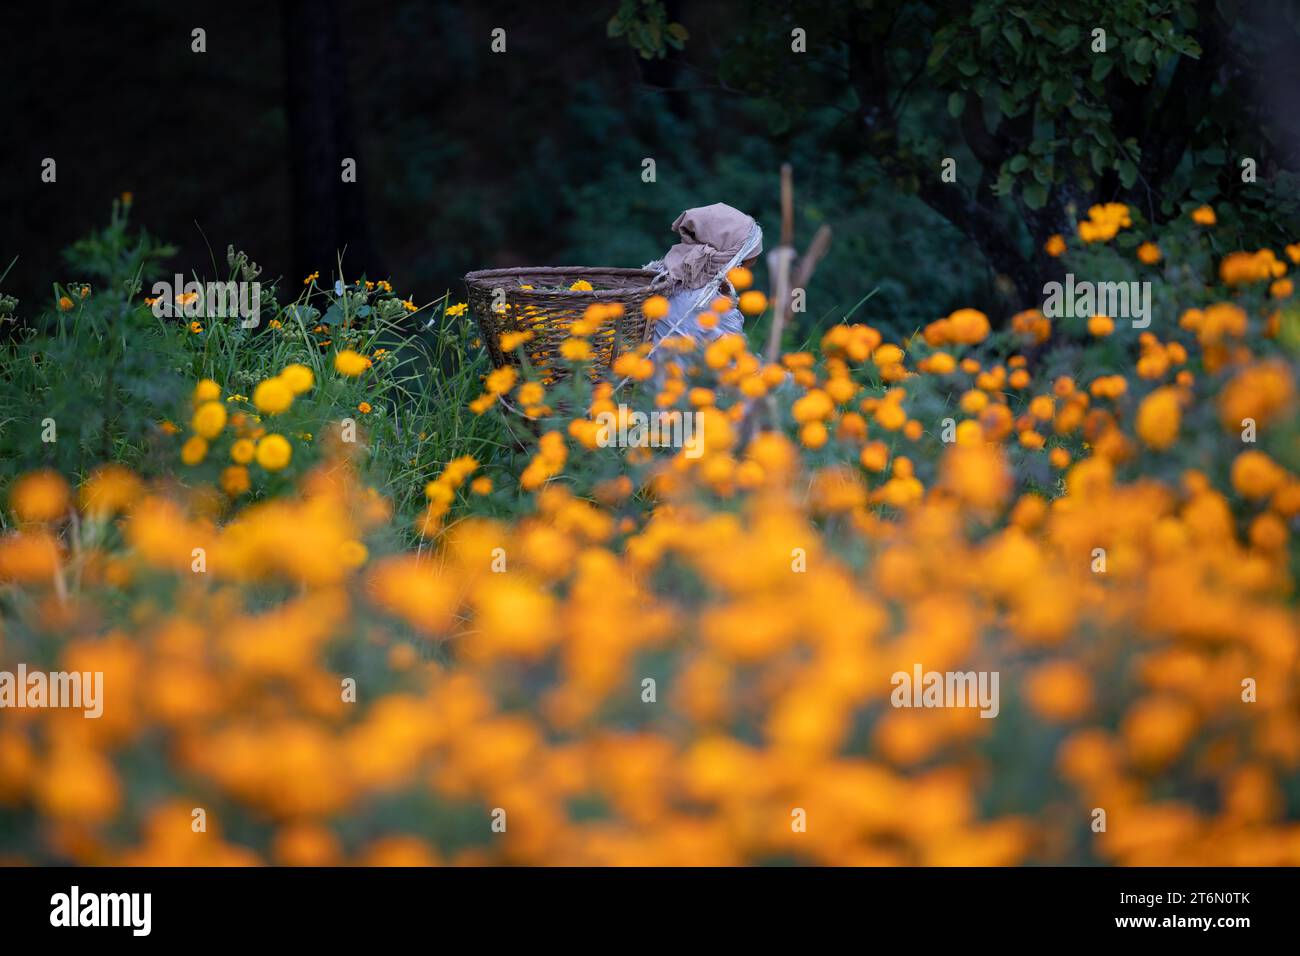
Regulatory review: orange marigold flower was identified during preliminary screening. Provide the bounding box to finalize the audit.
[1231,450,1285,499]
[738,291,768,316]
[1136,387,1181,450]
[334,349,370,377]
[9,470,71,523]
[1136,241,1162,265]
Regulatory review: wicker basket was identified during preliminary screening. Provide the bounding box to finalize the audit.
[465,266,671,382]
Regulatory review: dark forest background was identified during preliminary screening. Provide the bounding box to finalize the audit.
[3,0,1299,344]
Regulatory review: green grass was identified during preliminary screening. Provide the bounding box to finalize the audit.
[0,203,507,537]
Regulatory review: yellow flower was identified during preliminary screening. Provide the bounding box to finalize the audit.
[499,330,534,351]
[1089,374,1128,399]
[191,400,228,439]
[189,321,203,334]
[193,379,221,403]
[1044,234,1066,257]
[220,465,251,497]
[799,421,828,448]
[727,267,753,290]
[339,540,368,567]
[1219,249,1285,286]
[873,344,904,367]
[738,291,768,316]
[517,381,545,406]
[947,308,990,344]
[230,438,255,464]
[1123,697,1196,768]
[9,470,70,523]
[334,349,370,377]
[485,367,517,395]
[940,443,1010,509]
[446,302,468,317]
[959,389,989,413]
[180,436,208,465]
[1135,387,1181,450]
[58,295,73,311]
[859,440,889,472]
[1076,203,1131,243]
[561,338,592,362]
[1088,315,1115,337]
[1025,662,1092,722]
[253,378,294,415]
[1190,205,1216,226]
[79,465,142,518]
[1137,241,1162,265]
[358,402,372,414]
[1231,450,1284,499]
[1011,308,1051,344]
[1217,360,1293,430]
[256,434,292,472]
[569,279,594,291]
[792,389,833,423]
[642,295,670,321]
[280,363,315,394]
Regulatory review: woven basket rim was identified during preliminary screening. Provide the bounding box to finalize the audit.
[464,266,672,296]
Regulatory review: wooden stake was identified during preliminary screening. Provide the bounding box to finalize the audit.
[780,163,794,247]
[766,164,797,364]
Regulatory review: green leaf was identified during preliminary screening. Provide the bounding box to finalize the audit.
[948,91,966,118]
[1132,37,1154,65]
[927,38,952,69]
[1090,145,1108,175]
[1022,181,1048,210]
[1009,153,1029,173]
[1118,158,1138,189]
[1002,24,1023,56]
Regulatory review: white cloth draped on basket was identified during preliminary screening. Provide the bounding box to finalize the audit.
[642,202,763,347]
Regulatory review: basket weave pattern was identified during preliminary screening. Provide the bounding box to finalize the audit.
[465,267,671,381]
